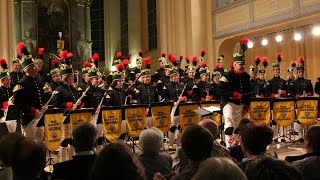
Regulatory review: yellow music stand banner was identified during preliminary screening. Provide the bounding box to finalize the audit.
[151,106,171,133]
[44,113,64,151]
[125,107,146,138]
[101,109,122,142]
[200,103,221,124]
[179,104,199,130]
[70,112,92,129]
[297,99,318,125]
[273,100,295,127]
[250,101,271,125]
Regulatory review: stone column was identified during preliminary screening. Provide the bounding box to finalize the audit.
[0,0,16,69]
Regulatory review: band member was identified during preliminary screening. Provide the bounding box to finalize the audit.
[80,61,91,92]
[51,51,83,161]
[129,50,143,82]
[152,52,166,83]
[0,59,12,121]
[249,57,264,98]
[134,57,158,127]
[215,54,228,75]
[211,71,222,100]
[195,49,206,80]
[257,57,268,87]
[315,76,320,119]
[156,62,172,100]
[162,67,188,151]
[293,57,314,141]
[13,42,47,142]
[10,56,24,90]
[267,53,288,142]
[177,56,185,82]
[34,48,48,87]
[219,38,251,147]
[182,59,198,101]
[286,61,297,97]
[83,65,105,151]
[193,62,213,102]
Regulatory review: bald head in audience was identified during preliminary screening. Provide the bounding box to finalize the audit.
[198,119,219,139]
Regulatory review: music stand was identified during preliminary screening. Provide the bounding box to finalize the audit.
[44,108,65,171]
[100,106,124,145]
[124,104,148,153]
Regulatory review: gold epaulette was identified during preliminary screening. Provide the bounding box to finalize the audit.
[106,94,111,98]
[157,80,162,84]
[43,82,52,94]
[108,86,113,91]
[220,76,228,83]
[13,84,24,92]
[77,87,82,91]
[192,85,198,89]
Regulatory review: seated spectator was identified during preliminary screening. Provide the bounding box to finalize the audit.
[229,118,255,162]
[172,119,229,172]
[238,123,273,171]
[192,157,247,180]
[51,123,97,180]
[11,138,47,180]
[0,132,25,180]
[154,125,213,180]
[138,127,172,180]
[292,125,320,180]
[245,156,303,180]
[91,142,145,180]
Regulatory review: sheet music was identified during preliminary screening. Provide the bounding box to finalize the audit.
[203,106,221,112]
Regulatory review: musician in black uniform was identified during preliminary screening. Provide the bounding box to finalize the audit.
[43,59,61,103]
[9,57,24,90]
[156,63,172,100]
[34,48,48,88]
[315,76,320,119]
[177,56,185,82]
[135,57,158,127]
[83,66,105,152]
[215,54,228,76]
[129,50,143,82]
[286,62,297,97]
[162,67,187,150]
[249,65,264,98]
[0,59,12,120]
[182,64,197,101]
[13,42,47,142]
[152,53,166,83]
[266,54,288,142]
[80,61,91,92]
[219,53,251,147]
[51,53,83,161]
[257,57,268,87]
[293,57,314,141]
[193,63,214,102]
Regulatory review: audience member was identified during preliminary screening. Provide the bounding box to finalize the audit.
[11,138,47,180]
[0,132,25,180]
[229,118,254,162]
[154,125,213,180]
[172,119,228,172]
[291,125,320,180]
[245,156,303,180]
[238,123,273,171]
[192,157,247,180]
[138,127,172,180]
[51,123,97,180]
[91,142,145,180]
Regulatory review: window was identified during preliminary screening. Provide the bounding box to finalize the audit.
[90,0,105,60]
[120,0,129,55]
[148,0,157,50]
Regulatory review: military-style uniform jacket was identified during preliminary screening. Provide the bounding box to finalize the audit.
[192,80,213,102]
[0,86,13,118]
[36,70,48,88]
[52,83,82,110]
[152,68,165,83]
[178,68,184,82]
[182,77,196,101]
[83,85,105,124]
[292,77,314,97]
[13,76,45,126]
[135,83,158,116]
[9,71,24,90]
[250,79,265,97]
[218,70,251,107]
[162,81,187,116]
[315,77,320,95]
[266,76,287,98]
[105,87,127,107]
[286,78,296,97]
[212,82,222,101]
[156,76,171,98]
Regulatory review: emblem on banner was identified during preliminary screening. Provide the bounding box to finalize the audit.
[187,117,192,125]
[52,131,57,139]
[281,112,287,119]
[109,124,115,134]
[159,118,165,127]
[258,112,262,119]
[133,121,139,130]
[305,111,311,117]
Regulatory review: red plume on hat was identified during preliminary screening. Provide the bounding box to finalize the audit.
[200,49,206,57]
[298,56,305,65]
[51,58,59,69]
[221,54,225,58]
[138,49,143,57]
[277,52,283,63]
[116,63,124,72]
[262,57,269,68]
[143,57,151,69]
[116,52,122,59]
[291,61,297,68]
[167,53,173,60]
[161,52,166,58]
[17,53,22,59]
[215,63,222,70]
[185,56,190,64]
[122,59,129,68]
[92,53,100,68]
[0,59,8,70]
[59,50,68,61]
[83,61,91,68]
[17,42,30,56]
[170,56,178,67]
[240,37,249,52]
[200,62,207,68]
[38,48,45,59]
[192,56,198,66]
[255,56,261,66]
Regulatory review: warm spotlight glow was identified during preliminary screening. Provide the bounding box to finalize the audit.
[294,33,302,41]
[261,39,268,46]
[247,41,254,48]
[275,35,283,42]
[312,26,320,36]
